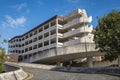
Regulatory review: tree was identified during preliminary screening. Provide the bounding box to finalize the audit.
[0,48,5,72]
[94,10,120,66]
[0,35,7,72]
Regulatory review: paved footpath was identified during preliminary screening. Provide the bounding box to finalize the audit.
[22,67,120,80]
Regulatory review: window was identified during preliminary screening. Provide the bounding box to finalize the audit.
[50,38,56,44]
[19,39,21,41]
[22,37,24,41]
[44,41,49,46]
[34,30,37,35]
[30,33,33,37]
[38,35,43,40]
[34,37,37,42]
[26,35,28,39]
[29,46,32,51]
[39,28,43,32]
[25,48,28,52]
[22,50,24,53]
[19,44,21,47]
[44,24,49,30]
[16,39,18,42]
[29,39,33,43]
[33,45,37,49]
[22,44,24,47]
[51,21,56,26]
[50,29,56,35]
[25,41,29,45]
[18,50,21,53]
[44,32,49,38]
[38,43,42,48]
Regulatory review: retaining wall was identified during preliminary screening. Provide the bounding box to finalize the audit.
[0,63,27,80]
[51,67,120,77]
[6,62,120,77]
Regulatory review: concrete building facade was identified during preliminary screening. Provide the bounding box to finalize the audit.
[8,9,100,67]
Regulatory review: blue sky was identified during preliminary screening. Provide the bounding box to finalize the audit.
[0,0,120,53]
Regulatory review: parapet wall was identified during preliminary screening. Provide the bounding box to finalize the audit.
[0,63,27,80]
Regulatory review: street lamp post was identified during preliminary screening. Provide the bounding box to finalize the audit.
[82,10,93,67]
[82,11,87,56]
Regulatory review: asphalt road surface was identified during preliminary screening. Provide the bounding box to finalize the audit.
[22,67,120,80]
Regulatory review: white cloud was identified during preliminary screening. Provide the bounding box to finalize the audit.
[12,3,30,13]
[2,15,26,28]
[13,3,27,11]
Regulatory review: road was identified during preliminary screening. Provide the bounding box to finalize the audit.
[22,67,120,80]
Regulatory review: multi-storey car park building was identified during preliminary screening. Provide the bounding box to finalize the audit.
[8,9,103,67]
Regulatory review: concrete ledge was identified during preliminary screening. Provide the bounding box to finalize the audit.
[6,62,55,70]
[51,67,120,77]
[0,62,27,80]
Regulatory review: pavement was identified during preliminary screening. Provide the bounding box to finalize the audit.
[22,66,120,80]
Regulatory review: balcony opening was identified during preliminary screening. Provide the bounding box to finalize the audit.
[29,39,33,44]
[29,46,32,51]
[44,24,49,30]
[39,27,43,32]
[16,44,18,47]
[16,50,18,53]
[38,35,43,40]
[19,44,21,47]
[58,20,65,25]
[44,41,49,46]
[19,39,21,41]
[16,39,18,42]
[30,33,33,37]
[34,37,37,42]
[26,35,28,39]
[44,32,49,38]
[22,44,24,47]
[33,44,37,49]
[22,50,24,53]
[25,48,28,52]
[51,21,56,27]
[34,30,37,35]
[22,37,24,41]
[50,29,56,35]
[25,41,29,45]
[38,43,42,48]
[50,38,56,44]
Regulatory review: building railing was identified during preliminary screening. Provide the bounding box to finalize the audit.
[63,25,93,38]
[63,16,92,30]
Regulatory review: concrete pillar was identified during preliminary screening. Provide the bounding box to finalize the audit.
[118,55,120,67]
[56,19,58,55]
[87,56,93,68]
[56,62,63,66]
